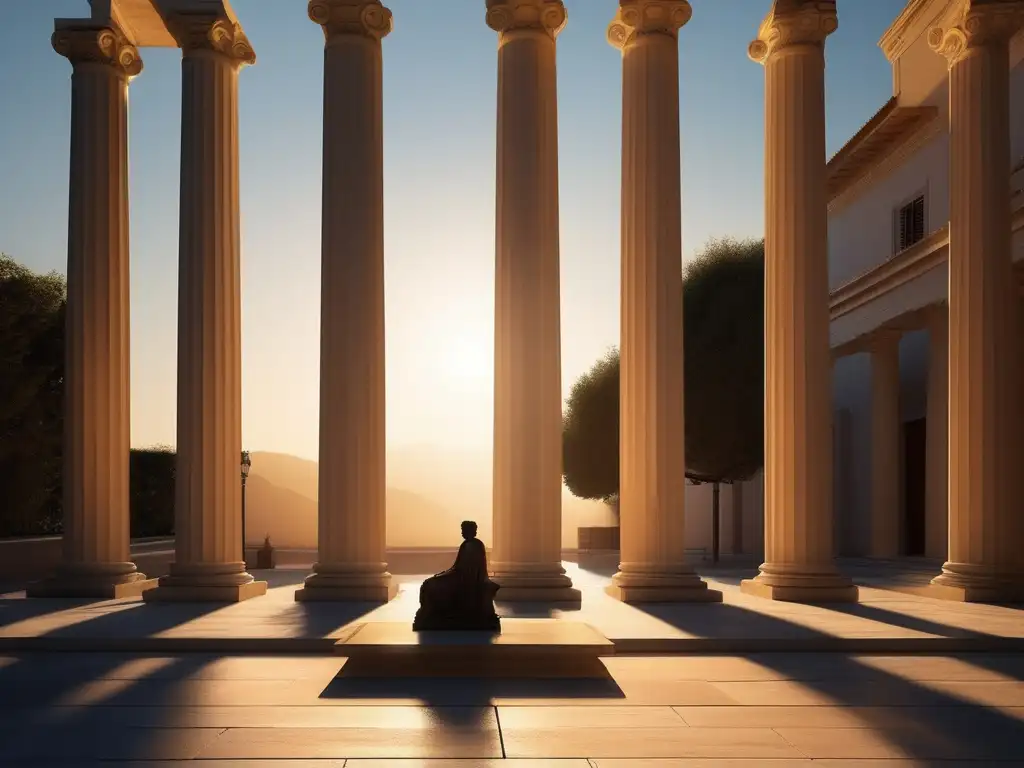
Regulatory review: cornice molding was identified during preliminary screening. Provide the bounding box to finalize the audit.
[607,0,691,51]
[829,202,1024,330]
[308,0,393,41]
[52,25,143,78]
[879,0,942,62]
[827,115,943,215]
[830,224,949,320]
[748,0,837,64]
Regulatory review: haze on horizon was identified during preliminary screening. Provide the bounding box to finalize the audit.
[0,1,902,543]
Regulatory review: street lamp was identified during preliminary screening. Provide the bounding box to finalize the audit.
[241,450,252,565]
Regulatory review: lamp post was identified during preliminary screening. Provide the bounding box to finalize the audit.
[241,450,251,565]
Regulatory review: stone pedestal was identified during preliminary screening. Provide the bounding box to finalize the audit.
[927,4,1024,603]
[869,330,901,559]
[740,1,856,603]
[29,26,155,599]
[925,303,949,562]
[605,1,719,604]
[296,0,396,603]
[485,0,578,603]
[145,16,265,603]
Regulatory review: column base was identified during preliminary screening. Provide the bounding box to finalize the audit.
[741,563,858,603]
[27,564,157,599]
[294,563,397,602]
[491,564,581,604]
[605,567,722,604]
[143,562,267,603]
[928,565,1024,604]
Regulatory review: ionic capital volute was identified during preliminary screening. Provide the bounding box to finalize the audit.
[51,25,143,79]
[747,0,837,65]
[607,0,692,51]
[486,0,567,41]
[308,0,393,41]
[928,0,1024,68]
[167,14,256,66]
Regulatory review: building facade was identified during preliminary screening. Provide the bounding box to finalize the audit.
[828,0,1024,572]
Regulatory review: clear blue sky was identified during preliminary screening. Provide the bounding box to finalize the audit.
[0,0,903,461]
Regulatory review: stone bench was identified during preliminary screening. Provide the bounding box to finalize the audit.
[334,618,614,679]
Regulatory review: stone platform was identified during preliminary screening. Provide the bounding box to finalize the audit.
[336,619,614,678]
[2,559,1023,654]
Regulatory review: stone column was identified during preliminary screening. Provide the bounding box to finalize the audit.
[486,0,578,602]
[296,0,396,602]
[741,0,856,602]
[869,330,901,559]
[29,25,155,599]
[928,2,1024,602]
[146,15,265,602]
[925,303,948,562]
[606,0,719,603]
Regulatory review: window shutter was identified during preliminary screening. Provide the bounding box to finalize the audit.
[912,196,925,244]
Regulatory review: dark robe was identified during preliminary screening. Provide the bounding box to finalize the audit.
[413,537,500,631]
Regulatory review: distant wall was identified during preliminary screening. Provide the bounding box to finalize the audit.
[0,537,174,586]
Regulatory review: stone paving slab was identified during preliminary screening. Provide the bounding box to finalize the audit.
[1,652,1023,763]
[2,562,1023,653]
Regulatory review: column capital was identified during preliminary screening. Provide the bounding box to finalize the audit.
[748,0,837,65]
[309,0,393,41]
[167,14,256,65]
[929,0,1024,67]
[52,25,142,78]
[607,0,691,50]
[486,0,567,40]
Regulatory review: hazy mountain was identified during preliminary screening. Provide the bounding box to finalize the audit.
[246,448,613,548]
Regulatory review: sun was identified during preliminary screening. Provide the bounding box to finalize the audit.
[444,333,492,383]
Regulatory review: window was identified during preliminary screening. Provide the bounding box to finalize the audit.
[895,195,925,253]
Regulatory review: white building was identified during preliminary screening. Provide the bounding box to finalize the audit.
[829,0,1024,562]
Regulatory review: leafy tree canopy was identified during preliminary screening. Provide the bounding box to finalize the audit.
[562,237,765,502]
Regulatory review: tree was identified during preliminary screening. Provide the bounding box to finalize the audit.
[682,237,764,483]
[562,349,619,501]
[561,237,765,548]
[0,254,65,536]
[131,446,176,537]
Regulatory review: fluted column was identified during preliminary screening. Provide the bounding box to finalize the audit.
[296,0,395,602]
[605,0,719,603]
[869,330,901,559]
[925,303,948,561]
[486,0,578,602]
[146,15,264,602]
[741,0,856,602]
[927,2,1024,602]
[29,25,155,599]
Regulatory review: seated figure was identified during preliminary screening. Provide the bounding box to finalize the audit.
[412,520,501,632]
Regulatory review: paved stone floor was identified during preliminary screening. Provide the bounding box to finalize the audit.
[3,560,1024,763]
[1,649,1023,764]
[2,560,1023,652]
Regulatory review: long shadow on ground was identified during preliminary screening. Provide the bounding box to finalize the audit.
[633,599,1024,761]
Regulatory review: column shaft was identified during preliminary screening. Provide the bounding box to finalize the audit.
[30,26,154,598]
[147,17,264,602]
[297,0,395,602]
[606,0,719,603]
[486,0,577,602]
[869,332,901,559]
[930,7,1024,601]
[925,304,948,561]
[741,1,856,602]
